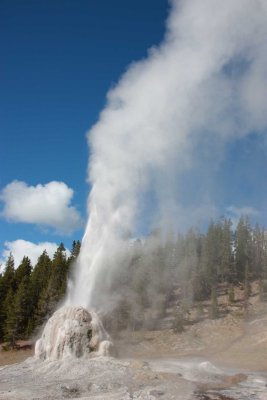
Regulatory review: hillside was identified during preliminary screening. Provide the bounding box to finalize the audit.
[114,281,267,372]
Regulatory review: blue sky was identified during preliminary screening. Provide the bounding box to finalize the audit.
[0,0,169,265]
[1,0,267,267]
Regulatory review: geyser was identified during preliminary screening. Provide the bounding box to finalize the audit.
[35,306,114,360]
[66,0,267,311]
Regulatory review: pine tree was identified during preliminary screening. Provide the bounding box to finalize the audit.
[0,274,4,341]
[220,218,234,283]
[3,289,17,346]
[251,224,264,279]
[235,216,252,283]
[259,234,267,301]
[15,256,32,290]
[117,299,131,330]
[51,243,68,299]
[0,254,15,341]
[70,240,81,259]
[4,277,32,344]
[228,284,235,303]
[172,311,185,333]
[191,234,210,301]
[31,251,51,308]
[203,221,222,290]
[36,244,68,323]
[243,262,251,317]
[192,233,211,301]
[35,286,52,327]
[1,253,15,291]
[24,251,51,333]
[209,286,219,319]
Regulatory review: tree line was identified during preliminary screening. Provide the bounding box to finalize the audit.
[106,216,267,331]
[0,241,80,346]
[1,215,267,344]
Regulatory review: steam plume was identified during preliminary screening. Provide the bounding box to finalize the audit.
[67,0,267,309]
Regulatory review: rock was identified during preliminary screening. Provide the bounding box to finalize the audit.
[60,384,80,398]
[98,340,116,356]
[149,389,165,396]
[35,306,114,360]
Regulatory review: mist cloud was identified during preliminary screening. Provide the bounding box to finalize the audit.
[68,0,267,309]
[226,205,260,228]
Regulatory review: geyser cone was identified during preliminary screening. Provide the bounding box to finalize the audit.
[35,306,114,360]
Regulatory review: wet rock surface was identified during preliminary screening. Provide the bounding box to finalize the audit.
[0,355,266,399]
[0,356,193,399]
[147,358,267,400]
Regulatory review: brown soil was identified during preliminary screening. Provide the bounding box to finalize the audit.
[0,341,34,366]
[0,348,33,366]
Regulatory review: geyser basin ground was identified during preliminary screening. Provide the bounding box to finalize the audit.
[0,354,266,399]
[1,311,267,399]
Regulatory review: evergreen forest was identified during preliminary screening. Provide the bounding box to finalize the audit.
[0,241,81,346]
[1,215,267,346]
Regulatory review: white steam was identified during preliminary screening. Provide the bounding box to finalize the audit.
[67,0,267,309]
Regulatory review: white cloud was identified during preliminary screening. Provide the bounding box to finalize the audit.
[0,239,70,270]
[0,180,82,234]
[227,205,260,217]
[226,205,260,228]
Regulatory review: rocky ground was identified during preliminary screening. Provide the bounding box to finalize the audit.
[0,349,266,399]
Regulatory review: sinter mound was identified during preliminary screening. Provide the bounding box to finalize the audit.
[35,306,114,360]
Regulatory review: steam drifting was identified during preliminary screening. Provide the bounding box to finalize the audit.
[67,0,267,309]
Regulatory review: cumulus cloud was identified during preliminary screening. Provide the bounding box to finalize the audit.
[0,181,82,234]
[0,239,70,270]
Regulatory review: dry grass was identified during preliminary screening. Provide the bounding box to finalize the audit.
[0,348,33,366]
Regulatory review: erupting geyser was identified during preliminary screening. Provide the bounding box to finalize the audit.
[35,306,114,360]
[35,0,267,364]
[66,0,267,312]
